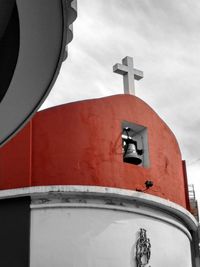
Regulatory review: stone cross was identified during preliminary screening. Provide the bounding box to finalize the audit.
[113,56,143,95]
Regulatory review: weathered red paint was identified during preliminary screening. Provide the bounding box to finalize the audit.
[182,160,190,211]
[0,122,32,188]
[0,95,187,208]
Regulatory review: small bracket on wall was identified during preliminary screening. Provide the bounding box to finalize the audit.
[136,228,151,267]
[136,180,154,192]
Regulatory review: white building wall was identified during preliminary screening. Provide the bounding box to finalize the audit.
[30,207,192,267]
[28,186,195,267]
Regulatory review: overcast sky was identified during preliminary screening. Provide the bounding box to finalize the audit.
[41,0,200,202]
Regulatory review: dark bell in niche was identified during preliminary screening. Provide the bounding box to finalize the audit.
[123,127,143,165]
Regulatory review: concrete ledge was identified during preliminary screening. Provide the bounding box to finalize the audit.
[0,185,198,231]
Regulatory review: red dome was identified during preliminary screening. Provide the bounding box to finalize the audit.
[0,95,188,208]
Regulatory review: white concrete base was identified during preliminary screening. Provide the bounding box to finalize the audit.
[30,206,192,267]
[12,185,196,267]
[0,185,198,266]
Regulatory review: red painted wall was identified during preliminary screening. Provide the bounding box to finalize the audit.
[0,122,32,189]
[0,95,187,208]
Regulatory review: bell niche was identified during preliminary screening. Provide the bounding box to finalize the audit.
[122,121,149,167]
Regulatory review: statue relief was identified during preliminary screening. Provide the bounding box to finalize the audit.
[136,228,151,267]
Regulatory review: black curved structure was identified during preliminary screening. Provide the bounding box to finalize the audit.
[0,0,77,146]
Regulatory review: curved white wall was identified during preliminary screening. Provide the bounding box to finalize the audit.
[30,206,192,267]
[27,186,196,267]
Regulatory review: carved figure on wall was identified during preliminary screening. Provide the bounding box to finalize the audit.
[136,228,151,267]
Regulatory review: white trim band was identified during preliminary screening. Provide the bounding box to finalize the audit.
[0,185,198,231]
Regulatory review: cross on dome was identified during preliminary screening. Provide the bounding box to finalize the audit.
[113,56,143,95]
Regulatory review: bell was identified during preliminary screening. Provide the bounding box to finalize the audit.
[123,141,143,165]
